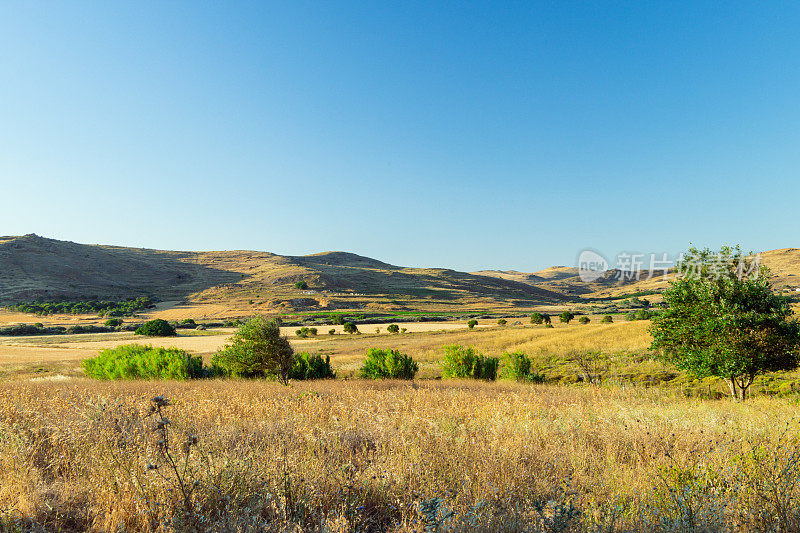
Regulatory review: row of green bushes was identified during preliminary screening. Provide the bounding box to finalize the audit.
[10,297,155,317]
[82,344,336,381]
[0,323,116,336]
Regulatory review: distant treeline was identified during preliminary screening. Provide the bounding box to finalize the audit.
[9,297,155,317]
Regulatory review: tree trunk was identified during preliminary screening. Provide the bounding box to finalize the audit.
[727,377,738,402]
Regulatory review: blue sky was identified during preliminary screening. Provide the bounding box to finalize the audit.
[1,2,798,272]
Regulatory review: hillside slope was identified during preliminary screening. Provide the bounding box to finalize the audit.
[0,235,563,313]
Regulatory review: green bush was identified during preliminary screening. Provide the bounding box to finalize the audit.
[290,352,335,380]
[82,344,204,380]
[11,297,155,317]
[104,318,123,328]
[530,312,544,324]
[501,351,545,382]
[625,312,638,321]
[467,319,478,329]
[440,345,499,380]
[359,348,418,379]
[135,319,176,337]
[294,281,309,290]
[601,315,613,324]
[636,309,654,320]
[343,322,359,334]
[559,311,575,324]
[211,316,294,382]
[497,318,507,326]
[387,323,400,334]
[578,316,590,325]
[328,328,336,335]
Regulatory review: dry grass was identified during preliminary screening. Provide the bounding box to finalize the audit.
[2,379,800,531]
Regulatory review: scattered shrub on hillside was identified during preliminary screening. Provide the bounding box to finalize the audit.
[328,328,336,335]
[135,319,176,337]
[360,348,418,379]
[601,315,614,324]
[82,344,204,380]
[331,314,344,325]
[578,316,590,325]
[104,318,123,328]
[467,319,478,329]
[387,323,400,334]
[290,352,335,380]
[559,311,575,324]
[294,281,309,290]
[343,322,359,334]
[211,316,294,383]
[497,318,507,326]
[530,312,545,324]
[636,309,654,320]
[440,345,499,380]
[625,312,638,321]
[180,318,196,327]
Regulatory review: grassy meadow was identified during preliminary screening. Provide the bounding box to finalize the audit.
[3,318,800,531]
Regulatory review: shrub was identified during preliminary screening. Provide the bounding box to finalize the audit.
[625,312,638,321]
[294,281,309,290]
[296,326,317,338]
[104,318,123,328]
[343,322,359,334]
[401,327,407,333]
[578,316,590,325]
[387,323,400,334]
[530,312,544,324]
[180,318,196,327]
[211,316,294,383]
[360,348,418,379]
[559,311,575,324]
[290,352,335,380]
[135,319,176,337]
[467,319,478,329]
[497,318,507,326]
[82,344,204,380]
[328,328,336,335]
[440,345,499,380]
[601,315,613,324]
[502,351,545,382]
[636,309,653,320]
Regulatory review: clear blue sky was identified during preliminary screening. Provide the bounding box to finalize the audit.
[1,2,798,272]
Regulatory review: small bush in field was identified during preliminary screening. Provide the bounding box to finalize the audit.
[135,319,176,337]
[467,319,478,329]
[82,344,204,380]
[578,316,590,324]
[290,352,335,380]
[502,351,545,382]
[601,315,614,323]
[104,318,123,327]
[401,327,407,333]
[636,309,654,320]
[211,316,294,383]
[440,345,499,380]
[360,348,418,379]
[559,311,575,324]
[497,318,507,326]
[387,323,400,334]
[530,312,545,324]
[343,322,359,334]
[625,312,638,321]
[295,326,317,338]
[328,328,336,335]
[294,280,308,289]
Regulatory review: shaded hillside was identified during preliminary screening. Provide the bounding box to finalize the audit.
[0,235,563,312]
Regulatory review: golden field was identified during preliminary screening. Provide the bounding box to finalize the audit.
[3,379,800,531]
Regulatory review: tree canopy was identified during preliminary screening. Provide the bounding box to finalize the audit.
[650,245,800,401]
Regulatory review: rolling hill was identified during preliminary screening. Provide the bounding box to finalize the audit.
[0,234,564,314]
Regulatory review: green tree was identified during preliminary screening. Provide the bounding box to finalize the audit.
[559,311,574,324]
[578,316,590,325]
[386,323,400,334]
[135,319,176,337]
[360,348,418,379]
[467,319,478,329]
[530,312,544,324]
[497,318,507,326]
[343,321,359,334]
[211,316,294,383]
[650,246,800,401]
[542,314,551,325]
[294,281,309,290]
[601,315,613,324]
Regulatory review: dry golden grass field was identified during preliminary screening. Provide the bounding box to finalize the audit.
[4,315,800,531]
